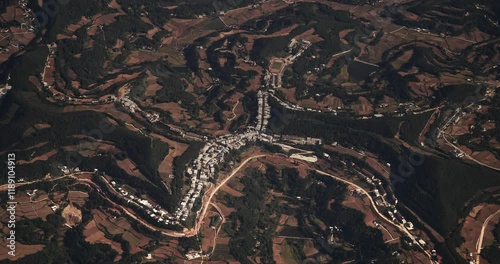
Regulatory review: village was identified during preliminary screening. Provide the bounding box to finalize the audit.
[86,85,437,261]
[100,91,274,227]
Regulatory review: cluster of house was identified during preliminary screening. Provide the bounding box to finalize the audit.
[105,109,274,226]
[114,95,162,124]
[0,75,12,105]
[280,135,322,145]
[450,149,465,158]
[173,92,274,222]
[109,180,180,226]
[398,102,422,113]
[119,97,138,113]
[355,169,416,233]
[268,90,329,114]
[185,251,211,261]
[185,251,202,260]
[287,38,312,61]
[58,94,117,105]
[57,165,82,175]
[255,90,270,132]
[175,128,273,222]
[18,1,34,29]
[141,111,160,123]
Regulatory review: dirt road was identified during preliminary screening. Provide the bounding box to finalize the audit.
[195,154,267,233]
[314,169,434,263]
[476,209,500,264]
[443,133,500,172]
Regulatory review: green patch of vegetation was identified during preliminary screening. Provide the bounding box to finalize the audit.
[117,0,172,27]
[399,110,434,144]
[205,35,258,88]
[15,214,65,245]
[55,27,105,88]
[281,240,304,264]
[251,35,291,63]
[172,0,256,19]
[271,61,283,70]
[482,222,500,263]
[63,226,117,264]
[394,156,500,235]
[225,169,276,264]
[44,0,114,41]
[389,0,500,36]
[171,142,204,211]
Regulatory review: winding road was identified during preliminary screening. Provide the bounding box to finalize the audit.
[476,209,500,264]
[2,153,436,262]
[314,169,434,262]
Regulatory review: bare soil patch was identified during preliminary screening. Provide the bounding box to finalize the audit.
[0,240,44,261]
[62,204,82,227]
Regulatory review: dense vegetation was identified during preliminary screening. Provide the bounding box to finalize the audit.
[55,16,152,87]
[269,98,432,144]
[245,2,374,100]
[44,0,113,41]
[225,169,275,264]
[117,0,172,27]
[220,166,397,263]
[15,214,65,245]
[481,223,500,262]
[170,142,204,211]
[394,156,500,234]
[172,0,257,18]
[0,46,177,211]
[387,0,500,35]
[206,35,258,88]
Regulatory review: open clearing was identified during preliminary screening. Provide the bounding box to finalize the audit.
[62,204,82,227]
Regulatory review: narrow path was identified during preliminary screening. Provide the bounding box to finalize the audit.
[380,224,394,240]
[208,202,225,256]
[227,100,239,122]
[278,236,314,240]
[353,57,379,67]
[330,48,353,58]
